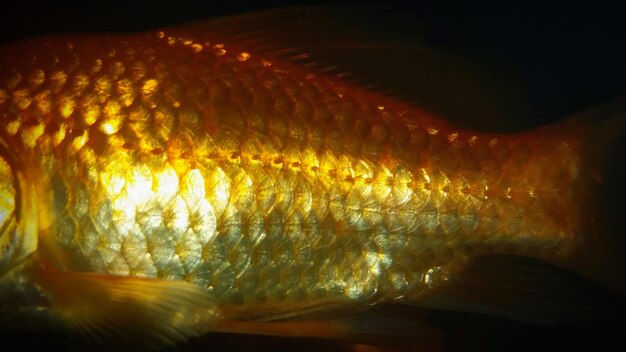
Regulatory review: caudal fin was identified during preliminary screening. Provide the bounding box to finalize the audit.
[558,95,626,295]
[395,97,626,326]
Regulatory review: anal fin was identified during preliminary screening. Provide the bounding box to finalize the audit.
[412,255,626,324]
[214,304,442,349]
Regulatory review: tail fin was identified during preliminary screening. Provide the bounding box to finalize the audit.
[387,98,626,325]
[556,95,626,295]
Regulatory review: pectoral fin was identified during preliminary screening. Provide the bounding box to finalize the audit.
[31,266,219,349]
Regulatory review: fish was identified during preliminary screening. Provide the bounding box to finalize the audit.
[0,6,625,350]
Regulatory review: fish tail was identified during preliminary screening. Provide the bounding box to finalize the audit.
[556,95,626,294]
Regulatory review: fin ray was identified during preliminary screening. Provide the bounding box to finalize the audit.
[556,95,626,296]
[411,255,625,324]
[216,304,442,348]
[30,265,219,349]
[162,6,532,130]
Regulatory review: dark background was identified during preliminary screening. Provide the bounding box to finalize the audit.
[2,1,626,120]
[1,1,626,351]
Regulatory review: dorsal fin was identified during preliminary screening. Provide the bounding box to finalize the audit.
[162,6,533,132]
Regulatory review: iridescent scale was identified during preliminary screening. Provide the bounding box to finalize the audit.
[0,31,578,313]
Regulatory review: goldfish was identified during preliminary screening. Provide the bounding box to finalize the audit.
[0,6,624,350]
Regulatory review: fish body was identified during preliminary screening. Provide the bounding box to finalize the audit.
[0,7,622,349]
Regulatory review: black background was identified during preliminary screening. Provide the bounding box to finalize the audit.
[2,1,626,120]
[1,1,626,351]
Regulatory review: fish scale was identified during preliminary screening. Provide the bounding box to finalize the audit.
[0,26,579,322]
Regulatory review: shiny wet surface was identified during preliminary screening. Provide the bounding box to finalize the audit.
[1,1,625,351]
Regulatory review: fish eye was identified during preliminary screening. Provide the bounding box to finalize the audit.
[0,154,17,273]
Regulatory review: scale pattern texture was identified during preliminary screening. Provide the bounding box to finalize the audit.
[0,31,578,311]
